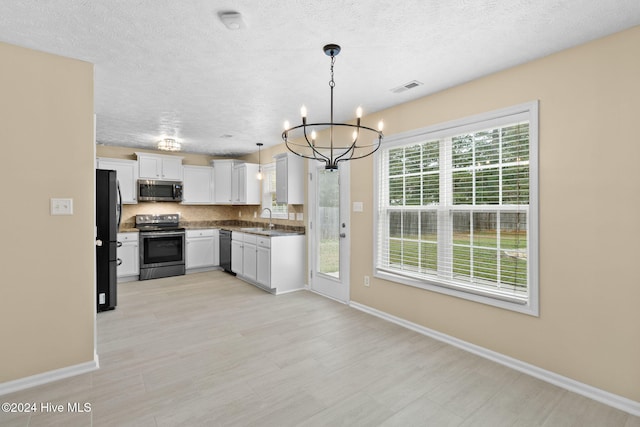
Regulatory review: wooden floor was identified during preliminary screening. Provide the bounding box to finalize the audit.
[1,270,638,426]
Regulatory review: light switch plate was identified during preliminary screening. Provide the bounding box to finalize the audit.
[353,201,363,212]
[51,198,73,215]
[289,212,296,220]
[296,212,303,221]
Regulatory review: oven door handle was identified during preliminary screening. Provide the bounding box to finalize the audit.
[140,231,185,238]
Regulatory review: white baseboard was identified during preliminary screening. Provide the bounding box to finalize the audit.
[0,356,99,397]
[349,301,640,417]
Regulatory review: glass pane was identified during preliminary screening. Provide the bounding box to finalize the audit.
[389,238,402,267]
[452,134,473,168]
[404,144,422,174]
[422,173,439,205]
[389,177,404,206]
[473,212,497,248]
[318,170,340,278]
[453,245,470,280]
[453,170,473,205]
[474,129,499,166]
[388,148,404,176]
[389,211,402,238]
[475,248,498,282]
[420,211,437,241]
[475,168,499,205]
[421,242,437,272]
[405,175,421,205]
[502,166,529,204]
[422,140,440,172]
[502,123,529,163]
[453,211,471,245]
[402,240,419,271]
[403,211,419,239]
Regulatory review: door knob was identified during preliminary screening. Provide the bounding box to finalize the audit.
[96,239,103,247]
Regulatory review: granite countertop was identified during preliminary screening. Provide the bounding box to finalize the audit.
[118,221,305,236]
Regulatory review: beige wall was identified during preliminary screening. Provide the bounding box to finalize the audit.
[0,43,95,382]
[350,26,640,402]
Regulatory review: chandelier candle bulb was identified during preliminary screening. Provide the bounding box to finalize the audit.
[378,121,384,131]
[300,105,307,118]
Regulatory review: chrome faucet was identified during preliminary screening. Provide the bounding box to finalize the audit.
[262,208,274,229]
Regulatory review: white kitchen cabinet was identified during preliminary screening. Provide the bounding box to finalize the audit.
[256,236,271,288]
[182,165,214,204]
[231,231,244,274]
[211,160,260,205]
[211,159,236,204]
[136,152,183,181]
[117,232,139,281]
[232,162,261,205]
[96,158,138,204]
[186,229,219,271]
[274,152,304,205]
[233,232,305,294]
[242,233,257,282]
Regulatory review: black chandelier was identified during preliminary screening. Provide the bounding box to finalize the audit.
[282,44,384,170]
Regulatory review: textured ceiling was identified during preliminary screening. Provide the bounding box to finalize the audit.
[0,1,638,156]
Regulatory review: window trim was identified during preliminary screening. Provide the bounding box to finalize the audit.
[373,101,539,316]
[261,163,288,219]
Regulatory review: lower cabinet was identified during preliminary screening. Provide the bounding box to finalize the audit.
[231,232,244,275]
[117,232,139,281]
[256,237,271,288]
[231,231,305,294]
[186,229,220,271]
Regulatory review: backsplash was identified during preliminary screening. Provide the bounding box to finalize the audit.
[121,202,305,229]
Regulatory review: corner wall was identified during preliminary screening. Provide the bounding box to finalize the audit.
[0,42,95,382]
[350,27,640,402]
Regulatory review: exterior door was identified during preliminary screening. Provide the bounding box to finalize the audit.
[309,162,350,302]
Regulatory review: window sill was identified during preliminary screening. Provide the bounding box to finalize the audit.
[374,269,538,316]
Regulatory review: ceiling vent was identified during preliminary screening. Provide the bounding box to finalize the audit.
[391,80,424,94]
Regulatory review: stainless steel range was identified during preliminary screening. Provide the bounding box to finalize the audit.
[135,214,185,280]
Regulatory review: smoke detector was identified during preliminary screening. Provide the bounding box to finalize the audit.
[218,11,245,30]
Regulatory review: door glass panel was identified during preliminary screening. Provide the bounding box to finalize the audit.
[318,170,340,278]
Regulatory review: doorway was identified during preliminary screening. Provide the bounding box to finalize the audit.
[309,162,350,302]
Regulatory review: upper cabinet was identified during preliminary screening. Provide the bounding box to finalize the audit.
[211,159,236,204]
[274,153,304,204]
[233,162,261,205]
[182,165,214,204]
[136,152,183,181]
[211,160,260,205]
[96,157,139,204]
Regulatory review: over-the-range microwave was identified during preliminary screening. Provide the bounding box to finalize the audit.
[137,179,183,202]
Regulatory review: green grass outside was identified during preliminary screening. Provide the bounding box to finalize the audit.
[389,231,527,288]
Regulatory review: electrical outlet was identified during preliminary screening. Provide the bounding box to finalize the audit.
[99,293,106,304]
[364,276,370,287]
[254,211,257,218]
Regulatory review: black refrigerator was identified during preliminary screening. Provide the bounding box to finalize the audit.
[96,169,121,312]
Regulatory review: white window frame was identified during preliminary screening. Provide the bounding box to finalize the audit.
[261,163,288,219]
[374,101,539,316]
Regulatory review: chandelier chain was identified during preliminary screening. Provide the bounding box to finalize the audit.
[329,55,336,88]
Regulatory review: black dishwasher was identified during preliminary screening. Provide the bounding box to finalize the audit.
[219,229,233,274]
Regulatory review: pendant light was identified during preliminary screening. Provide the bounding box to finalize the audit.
[256,142,263,180]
